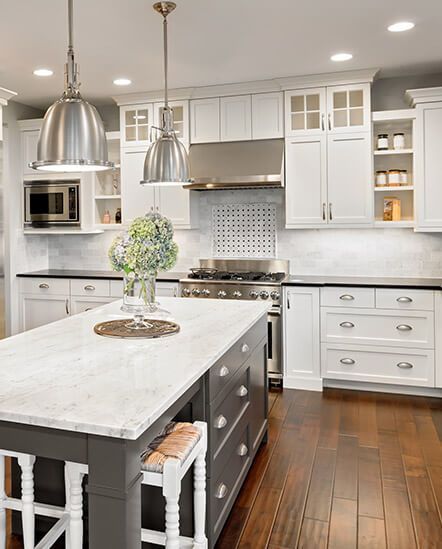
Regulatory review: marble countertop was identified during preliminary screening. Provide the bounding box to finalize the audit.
[283,275,442,290]
[0,298,268,440]
[17,269,187,282]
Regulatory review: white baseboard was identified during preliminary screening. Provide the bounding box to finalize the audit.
[323,378,442,398]
[283,376,323,392]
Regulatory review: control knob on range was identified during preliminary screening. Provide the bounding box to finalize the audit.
[201,289,211,297]
[232,290,242,299]
[249,290,259,299]
[217,290,227,299]
[192,288,201,296]
[182,288,191,297]
[270,291,280,300]
[260,290,269,300]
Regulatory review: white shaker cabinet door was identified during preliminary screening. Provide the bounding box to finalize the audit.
[19,294,69,332]
[285,88,326,137]
[326,83,371,134]
[155,186,192,228]
[121,148,155,223]
[190,98,220,143]
[220,95,252,141]
[285,136,328,227]
[415,102,442,230]
[327,132,372,225]
[22,130,40,176]
[156,282,179,297]
[251,92,284,139]
[70,296,116,315]
[283,287,321,390]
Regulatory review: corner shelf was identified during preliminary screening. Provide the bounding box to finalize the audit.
[374,149,414,156]
[374,186,414,192]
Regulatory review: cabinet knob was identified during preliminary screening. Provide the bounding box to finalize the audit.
[218,365,230,378]
[397,296,413,303]
[215,483,228,499]
[84,285,96,291]
[38,283,50,289]
[397,362,413,369]
[237,385,248,397]
[340,321,355,328]
[396,324,413,332]
[340,294,354,301]
[241,343,250,353]
[237,443,248,457]
[214,415,227,429]
[340,358,355,365]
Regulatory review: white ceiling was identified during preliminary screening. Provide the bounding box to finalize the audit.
[1,0,442,109]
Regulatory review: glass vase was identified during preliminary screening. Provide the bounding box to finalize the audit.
[121,272,158,329]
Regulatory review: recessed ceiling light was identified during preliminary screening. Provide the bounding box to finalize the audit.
[33,68,53,77]
[113,78,132,86]
[330,53,353,62]
[388,21,415,32]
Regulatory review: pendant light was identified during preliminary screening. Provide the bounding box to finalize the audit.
[30,0,113,172]
[140,2,191,186]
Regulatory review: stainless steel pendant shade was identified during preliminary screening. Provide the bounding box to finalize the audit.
[141,2,191,186]
[30,0,112,173]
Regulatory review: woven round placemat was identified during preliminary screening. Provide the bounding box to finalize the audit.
[94,319,180,339]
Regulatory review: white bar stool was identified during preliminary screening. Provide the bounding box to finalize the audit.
[65,420,208,549]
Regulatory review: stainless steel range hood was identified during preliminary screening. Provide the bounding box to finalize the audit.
[185,139,284,190]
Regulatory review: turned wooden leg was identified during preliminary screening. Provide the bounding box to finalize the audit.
[163,459,181,549]
[193,423,208,548]
[17,454,35,549]
[66,463,84,549]
[0,455,6,549]
[64,463,71,549]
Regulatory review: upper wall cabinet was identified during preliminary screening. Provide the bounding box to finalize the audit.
[22,129,40,176]
[285,83,371,136]
[220,95,252,141]
[251,92,284,139]
[120,104,154,147]
[190,97,220,143]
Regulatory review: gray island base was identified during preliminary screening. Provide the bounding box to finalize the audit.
[0,297,269,548]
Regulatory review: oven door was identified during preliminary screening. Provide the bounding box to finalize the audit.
[267,308,281,379]
[25,185,78,224]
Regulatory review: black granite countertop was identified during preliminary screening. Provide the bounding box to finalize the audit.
[16,269,187,282]
[282,275,442,290]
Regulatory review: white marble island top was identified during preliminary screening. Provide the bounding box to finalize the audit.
[0,298,268,440]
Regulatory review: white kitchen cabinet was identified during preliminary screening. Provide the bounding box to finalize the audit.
[220,95,252,141]
[120,147,155,223]
[155,186,198,228]
[120,104,154,147]
[153,100,189,146]
[327,132,372,225]
[285,88,326,137]
[251,92,284,139]
[19,294,69,331]
[156,282,179,297]
[70,296,116,315]
[21,130,40,176]
[283,287,321,390]
[190,98,220,143]
[285,136,327,226]
[326,83,371,134]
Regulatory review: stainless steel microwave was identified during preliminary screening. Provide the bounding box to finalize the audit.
[24,181,80,227]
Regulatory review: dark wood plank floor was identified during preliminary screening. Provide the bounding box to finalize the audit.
[216,388,442,549]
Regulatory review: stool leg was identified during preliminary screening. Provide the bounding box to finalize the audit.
[17,454,35,549]
[0,455,6,549]
[66,463,84,549]
[64,463,71,549]
[163,459,181,549]
[194,423,208,548]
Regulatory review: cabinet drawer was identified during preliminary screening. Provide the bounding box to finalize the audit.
[210,366,250,459]
[321,343,435,387]
[71,279,111,297]
[208,315,266,402]
[110,279,124,298]
[211,422,250,539]
[376,289,434,311]
[321,287,375,308]
[321,307,434,349]
[20,278,70,296]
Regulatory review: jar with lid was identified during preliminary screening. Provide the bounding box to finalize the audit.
[375,170,388,187]
[388,170,401,186]
[393,133,405,150]
[377,134,389,150]
[399,170,408,186]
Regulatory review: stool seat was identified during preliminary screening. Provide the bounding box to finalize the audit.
[141,422,202,473]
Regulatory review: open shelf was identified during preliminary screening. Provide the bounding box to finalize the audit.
[94,224,124,231]
[95,194,121,200]
[374,149,414,156]
[374,220,414,228]
[374,186,414,192]
[23,229,104,235]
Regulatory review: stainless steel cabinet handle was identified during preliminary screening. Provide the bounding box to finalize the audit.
[397,296,413,303]
[84,285,95,291]
[65,299,70,315]
[329,203,333,221]
[219,365,230,378]
[237,443,248,457]
[340,321,355,328]
[322,203,326,221]
[396,324,413,331]
[215,483,228,499]
[340,358,355,365]
[241,343,250,353]
[321,113,325,131]
[328,113,332,130]
[340,294,354,301]
[214,415,227,429]
[397,362,413,369]
[39,283,49,289]
[237,385,248,397]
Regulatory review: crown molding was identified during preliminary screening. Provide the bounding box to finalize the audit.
[405,87,442,106]
[0,86,17,106]
[276,68,379,90]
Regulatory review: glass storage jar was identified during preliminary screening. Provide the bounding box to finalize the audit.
[393,133,405,150]
[377,134,389,150]
[388,169,401,186]
[375,170,388,187]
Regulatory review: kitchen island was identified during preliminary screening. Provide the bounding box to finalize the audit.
[0,297,269,548]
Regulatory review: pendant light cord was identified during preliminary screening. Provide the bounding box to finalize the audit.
[65,0,79,94]
[68,0,74,53]
[163,13,168,108]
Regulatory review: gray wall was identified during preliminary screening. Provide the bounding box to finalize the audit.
[372,72,442,110]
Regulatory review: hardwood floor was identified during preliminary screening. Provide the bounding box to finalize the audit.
[216,388,442,549]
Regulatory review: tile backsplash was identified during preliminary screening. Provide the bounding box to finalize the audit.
[46,189,442,278]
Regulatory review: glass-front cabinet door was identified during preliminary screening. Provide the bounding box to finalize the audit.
[285,88,326,136]
[120,104,154,147]
[326,83,371,133]
[153,100,189,147]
